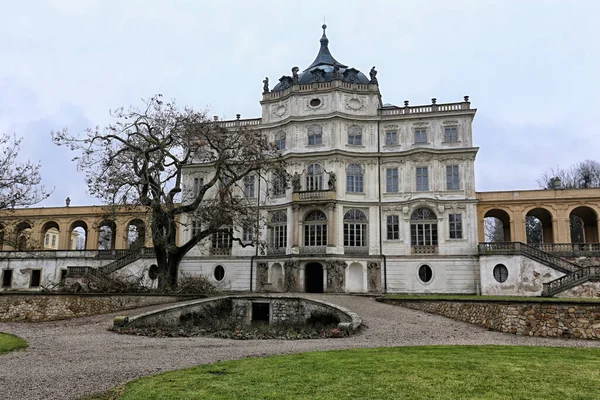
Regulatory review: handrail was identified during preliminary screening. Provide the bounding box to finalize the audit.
[542,266,600,297]
[478,242,580,273]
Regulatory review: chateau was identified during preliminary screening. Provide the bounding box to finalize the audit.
[2,26,600,297]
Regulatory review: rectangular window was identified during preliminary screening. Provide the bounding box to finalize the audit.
[446,165,460,190]
[386,168,399,192]
[30,269,41,288]
[51,236,56,248]
[2,269,13,288]
[272,176,286,196]
[45,234,49,246]
[416,167,429,191]
[243,227,254,243]
[273,225,287,248]
[212,229,232,249]
[193,177,204,197]
[449,214,463,239]
[387,215,399,240]
[444,126,458,142]
[414,128,427,144]
[191,219,201,236]
[343,223,367,247]
[385,131,398,146]
[244,175,255,198]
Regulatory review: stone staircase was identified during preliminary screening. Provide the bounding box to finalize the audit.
[542,266,600,297]
[67,247,155,282]
[479,242,600,297]
[478,242,581,273]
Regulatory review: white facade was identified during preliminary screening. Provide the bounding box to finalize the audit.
[181,26,480,294]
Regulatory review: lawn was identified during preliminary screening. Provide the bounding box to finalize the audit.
[0,332,27,355]
[90,346,600,400]
[383,294,600,303]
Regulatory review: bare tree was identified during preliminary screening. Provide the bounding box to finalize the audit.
[537,159,600,189]
[484,217,505,242]
[52,95,285,289]
[0,133,49,210]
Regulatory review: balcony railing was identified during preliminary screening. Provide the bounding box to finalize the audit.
[530,243,600,257]
[478,242,580,273]
[210,247,232,256]
[267,246,287,256]
[542,266,600,297]
[292,190,336,201]
[380,100,470,116]
[412,245,438,254]
[299,246,327,254]
[344,246,369,255]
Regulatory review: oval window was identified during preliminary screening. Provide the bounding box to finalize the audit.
[493,264,509,283]
[148,264,158,280]
[310,98,321,107]
[418,265,433,283]
[214,265,225,281]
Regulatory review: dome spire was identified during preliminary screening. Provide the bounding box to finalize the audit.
[304,24,347,71]
[320,24,329,46]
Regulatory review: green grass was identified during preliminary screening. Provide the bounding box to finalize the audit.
[0,332,27,355]
[383,294,600,303]
[90,346,600,400]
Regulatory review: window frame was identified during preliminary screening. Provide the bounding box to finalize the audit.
[306,163,324,191]
[448,213,463,239]
[304,210,328,247]
[444,126,458,142]
[275,131,286,150]
[244,175,256,198]
[343,209,368,247]
[386,215,400,240]
[348,125,362,146]
[1,269,13,288]
[346,164,364,193]
[414,128,428,144]
[307,125,323,146]
[30,269,42,288]
[446,165,460,191]
[386,167,399,193]
[385,130,398,146]
[416,166,429,191]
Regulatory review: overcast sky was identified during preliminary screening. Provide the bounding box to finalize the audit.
[2,0,599,207]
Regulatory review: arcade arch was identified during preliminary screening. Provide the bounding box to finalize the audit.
[569,206,598,243]
[483,209,511,242]
[525,208,554,244]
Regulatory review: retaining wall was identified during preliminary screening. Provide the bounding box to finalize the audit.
[0,293,191,322]
[381,298,600,339]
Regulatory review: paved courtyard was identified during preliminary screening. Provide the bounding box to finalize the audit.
[2,294,600,400]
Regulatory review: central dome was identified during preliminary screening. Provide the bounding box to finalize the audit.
[271,25,371,92]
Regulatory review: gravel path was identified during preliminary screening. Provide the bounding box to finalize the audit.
[2,294,600,400]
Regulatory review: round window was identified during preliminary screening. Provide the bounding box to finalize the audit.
[418,265,433,283]
[493,264,509,283]
[309,98,321,107]
[148,264,158,280]
[214,265,225,281]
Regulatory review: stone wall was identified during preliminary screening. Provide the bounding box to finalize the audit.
[0,293,186,322]
[382,298,600,339]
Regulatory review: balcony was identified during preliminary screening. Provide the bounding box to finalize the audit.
[292,190,336,202]
[411,245,438,254]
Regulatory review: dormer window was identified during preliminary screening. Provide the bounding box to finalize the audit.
[308,125,323,146]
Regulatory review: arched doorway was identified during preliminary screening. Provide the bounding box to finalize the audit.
[305,262,324,293]
[569,206,598,243]
[483,209,511,242]
[526,208,554,244]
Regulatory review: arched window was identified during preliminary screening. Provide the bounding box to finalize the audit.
[346,164,364,193]
[304,210,327,247]
[270,211,288,249]
[344,209,368,247]
[308,125,322,146]
[410,208,438,248]
[348,125,362,145]
[306,163,323,191]
[275,131,286,150]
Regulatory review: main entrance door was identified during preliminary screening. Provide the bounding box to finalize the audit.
[305,262,324,293]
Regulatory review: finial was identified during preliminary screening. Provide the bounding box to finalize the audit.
[236,114,241,120]
[320,24,329,46]
[65,197,71,207]
[431,98,437,105]
[464,95,470,102]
